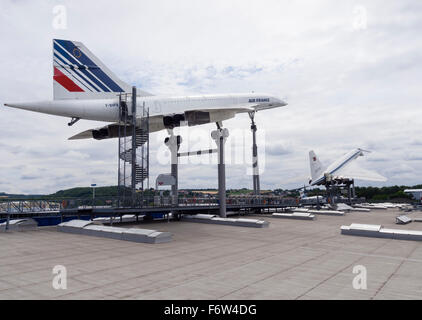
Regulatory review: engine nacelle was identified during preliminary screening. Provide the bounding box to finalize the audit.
[92,128,111,140]
[185,110,236,127]
[162,111,211,128]
[162,110,237,129]
[163,113,186,128]
[92,124,125,140]
[185,111,210,126]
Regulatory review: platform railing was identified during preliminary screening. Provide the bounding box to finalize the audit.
[58,196,289,210]
[1,195,301,214]
[0,200,62,214]
[0,195,373,218]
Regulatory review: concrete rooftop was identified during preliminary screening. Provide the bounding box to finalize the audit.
[1,208,422,299]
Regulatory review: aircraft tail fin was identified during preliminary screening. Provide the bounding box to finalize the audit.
[52,39,151,100]
[309,150,324,182]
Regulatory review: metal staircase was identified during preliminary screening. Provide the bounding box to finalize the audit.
[117,88,149,207]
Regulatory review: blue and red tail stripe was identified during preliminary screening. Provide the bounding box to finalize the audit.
[54,53,99,92]
[53,66,84,92]
[53,39,124,93]
[54,58,93,92]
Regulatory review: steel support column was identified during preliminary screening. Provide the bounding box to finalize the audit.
[131,86,137,206]
[249,112,260,195]
[211,124,229,218]
[165,131,182,218]
[347,181,352,205]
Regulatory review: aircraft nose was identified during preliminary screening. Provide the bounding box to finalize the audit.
[276,98,287,106]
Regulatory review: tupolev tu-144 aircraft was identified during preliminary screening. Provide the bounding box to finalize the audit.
[4,39,287,140]
[309,148,387,186]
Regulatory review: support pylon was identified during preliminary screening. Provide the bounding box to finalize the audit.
[249,111,260,195]
[211,123,229,218]
[164,130,182,218]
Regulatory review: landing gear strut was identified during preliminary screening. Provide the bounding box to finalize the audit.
[68,117,80,126]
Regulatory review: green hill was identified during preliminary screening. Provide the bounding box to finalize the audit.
[50,186,119,198]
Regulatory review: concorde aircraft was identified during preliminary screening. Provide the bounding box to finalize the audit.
[309,148,387,186]
[4,39,287,140]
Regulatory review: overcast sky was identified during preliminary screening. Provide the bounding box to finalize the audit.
[0,0,421,194]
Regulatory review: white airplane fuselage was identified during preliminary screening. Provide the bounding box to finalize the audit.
[5,92,283,123]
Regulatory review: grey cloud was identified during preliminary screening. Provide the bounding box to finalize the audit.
[21,175,39,180]
[367,157,389,162]
[405,155,422,161]
[266,144,293,156]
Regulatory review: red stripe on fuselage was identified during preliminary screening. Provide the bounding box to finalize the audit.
[53,66,84,92]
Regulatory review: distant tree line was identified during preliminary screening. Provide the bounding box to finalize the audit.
[354,185,418,201]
